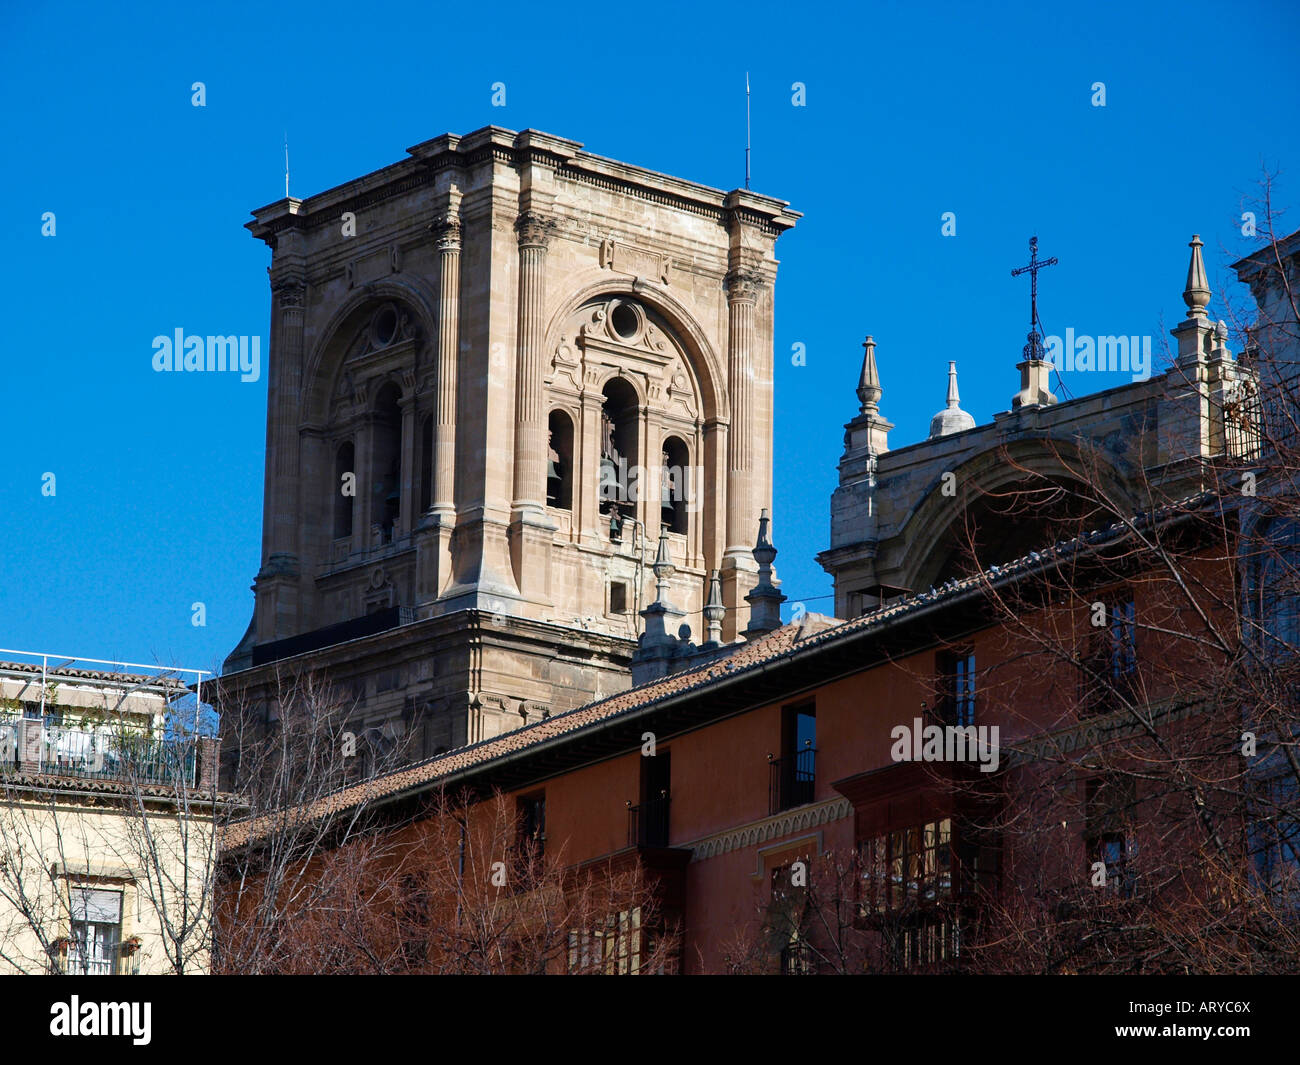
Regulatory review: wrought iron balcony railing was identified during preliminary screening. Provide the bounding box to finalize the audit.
[627,791,671,849]
[769,747,817,815]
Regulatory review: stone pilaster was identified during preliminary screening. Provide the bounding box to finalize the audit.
[724,267,761,556]
[257,273,306,641]
[420,211,462,603]
[432,211,461,513]
[509,210,557,603]
[720,267,764,637]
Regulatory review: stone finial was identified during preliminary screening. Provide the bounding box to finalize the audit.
[652,529,675,591]
[753,510,775,566]
[929,360,976,438]
[857,335,882,414]
[631,530,685,684]
[744,509,787,640]
[703,569,725,647]
[1183,234,1211,319]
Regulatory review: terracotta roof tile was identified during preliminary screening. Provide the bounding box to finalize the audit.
[223,491,1217,848]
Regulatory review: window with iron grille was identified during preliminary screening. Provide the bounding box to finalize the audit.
[567,907,643,974]
[895,915,958,969]
[68,887,122,976]
[771,704,817,813]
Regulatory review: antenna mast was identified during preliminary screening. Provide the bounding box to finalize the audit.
[744,73,751,190]
[284,132,290,199]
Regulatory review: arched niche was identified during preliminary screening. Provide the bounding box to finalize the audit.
[301,279,437,428]
[893,439,1138,592]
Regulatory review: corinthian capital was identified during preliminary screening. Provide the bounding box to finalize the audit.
[271,275,306,308]
[430,212,461,252]
[515,210,556,249]
[725,268,765,303]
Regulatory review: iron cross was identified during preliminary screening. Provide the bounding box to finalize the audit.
[1011,236,1058,339]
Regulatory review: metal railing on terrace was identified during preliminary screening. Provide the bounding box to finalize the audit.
[0,649,212,787]
[0,718,198,786]
[40,726,197,786]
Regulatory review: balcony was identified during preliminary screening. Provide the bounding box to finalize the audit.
[769,746,817,814]
[0,718,198,787]
[627,792,671,849]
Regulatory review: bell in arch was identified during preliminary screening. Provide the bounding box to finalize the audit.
[546,433,562,507]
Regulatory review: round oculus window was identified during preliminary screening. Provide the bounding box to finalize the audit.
[610,300,640,341]
[371,305,400,348]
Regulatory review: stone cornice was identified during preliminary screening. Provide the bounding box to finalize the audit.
[682,797,851,861]
[249,127,799,248]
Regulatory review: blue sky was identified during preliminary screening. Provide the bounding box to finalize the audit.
[1,0,1296,676]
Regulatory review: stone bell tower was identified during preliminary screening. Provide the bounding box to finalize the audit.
[220,126,799,759]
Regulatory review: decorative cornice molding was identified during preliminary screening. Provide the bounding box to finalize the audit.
[683,797,851,861]
[556,165,727,225]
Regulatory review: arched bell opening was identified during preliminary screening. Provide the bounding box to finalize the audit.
[660,435,690,535]
[371,382,403,544]
[599,378,639,541]
[547,409,574,511]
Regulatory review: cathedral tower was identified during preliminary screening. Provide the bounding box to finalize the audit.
[221,127,798,758]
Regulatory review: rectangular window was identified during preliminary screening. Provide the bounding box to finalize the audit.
[634,749,671,848]
[1109,600,1137,679]
[1080,598,1138,713]
[769,864,812,975]
[517,792,546,859]
[568,908,643,974]
[771,704,817,813]
[859,817,953,917]
[937,649,976,727]
[610,581,629,616]
[1252,774,1300,898]
[1086,775,1136,897]
[897,916,957,969]
[1092,832,1133,898]
[68,887,122,976]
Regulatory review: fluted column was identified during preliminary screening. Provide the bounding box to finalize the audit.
[512,210,553,515]
[432,213,461,514]
[504,210,558,605]
[724,268,761,556]
[414,212,462,605]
